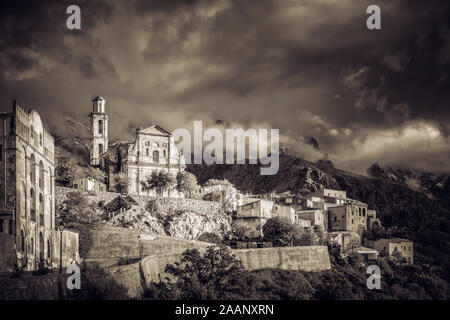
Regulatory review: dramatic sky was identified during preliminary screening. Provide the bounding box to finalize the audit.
[1,0,450,174]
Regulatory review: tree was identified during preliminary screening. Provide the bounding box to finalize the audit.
[141,171,176,197]
[204,179,236,214]
[176,171,199,198]
[85,166,107,184]
[55,158,84,187]
[114,173,131,193]
[56,190,101,228]
[160,245,244,299]
[391,247,408,264]
[197,232,222,244]
[262,217,296,246]
[211,188,235,214]
[230,220,252,240]
[204,179,233,188]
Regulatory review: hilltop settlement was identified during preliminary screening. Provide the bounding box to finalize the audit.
[0,97,414,297]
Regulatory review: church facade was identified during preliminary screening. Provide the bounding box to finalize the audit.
[89,97,186,197]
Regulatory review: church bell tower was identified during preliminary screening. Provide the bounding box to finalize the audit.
[89,96,108,166]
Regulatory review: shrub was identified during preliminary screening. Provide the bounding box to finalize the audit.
[197,232,222,244]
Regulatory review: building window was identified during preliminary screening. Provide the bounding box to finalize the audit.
[0,144,2,161]
[21,230,25,252]
[334,217,337,222]
[351,219,354,224]
[0,219,3,232]
[47,239,51,258]
[39,133,43,146]
[98,120,103,134]
[31,238,34,254]
[163,149,167,157]
[30,188,36,221]
[30,125,34,141]
[98,143,103,156]
[146,148,149,157]
[39,193,44,226]
[153,150,159,163]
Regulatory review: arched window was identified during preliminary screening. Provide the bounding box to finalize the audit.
[39,161,44,190]
[39,193,44,226]
[21,182,26,218]
[163,150,167,158]
[98,143,103,156]
[39,232,44,262]
[39,133,43,146]
[47,239,51,258]
[146,148,149,157]
[20,229,25,252]
[152,150,159,163]
[98,120,103,134]
[30,154,36,184]
[30,188,36,221]
[31,238,34,254]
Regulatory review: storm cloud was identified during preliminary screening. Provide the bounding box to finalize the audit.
[1,0,450,174]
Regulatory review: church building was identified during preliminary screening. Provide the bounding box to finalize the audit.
[89,97,186,197]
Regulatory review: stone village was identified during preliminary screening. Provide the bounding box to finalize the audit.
[0,97,413,297]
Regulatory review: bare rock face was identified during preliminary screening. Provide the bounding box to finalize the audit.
[165,211,231,240]
[297,166,339,195]
[108,206,166,235]
[107,201,231,241]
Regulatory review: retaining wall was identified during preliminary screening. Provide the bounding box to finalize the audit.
[83,226,212,259]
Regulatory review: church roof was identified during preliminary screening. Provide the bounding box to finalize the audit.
[138,124,173,135]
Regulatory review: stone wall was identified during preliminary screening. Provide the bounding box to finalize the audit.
[0,273,70,300]
[0,232,16,272]
[140,246,332,287]
[233,246,331,272]
[56,186,219,215]
[103,262,143,299]
[82,226,212,259]
[51,230,80,268]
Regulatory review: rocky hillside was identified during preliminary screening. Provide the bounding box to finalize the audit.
[187,151,342,195]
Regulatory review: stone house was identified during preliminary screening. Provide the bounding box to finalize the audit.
[104,194,141,217]
[296,209,325,229]
[371,238,413,264]
[235,199,274,239]
[327,231,361,252]
[328,201,368,233]
[0,101,79,271]
[272,203,296,223]
[73,176,107,192]
[367,209,382,230]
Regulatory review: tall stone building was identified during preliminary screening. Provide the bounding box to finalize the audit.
[0,101,56,270]
[89,96,108,166]
[0,101,79,272]
[93,97,186,196]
